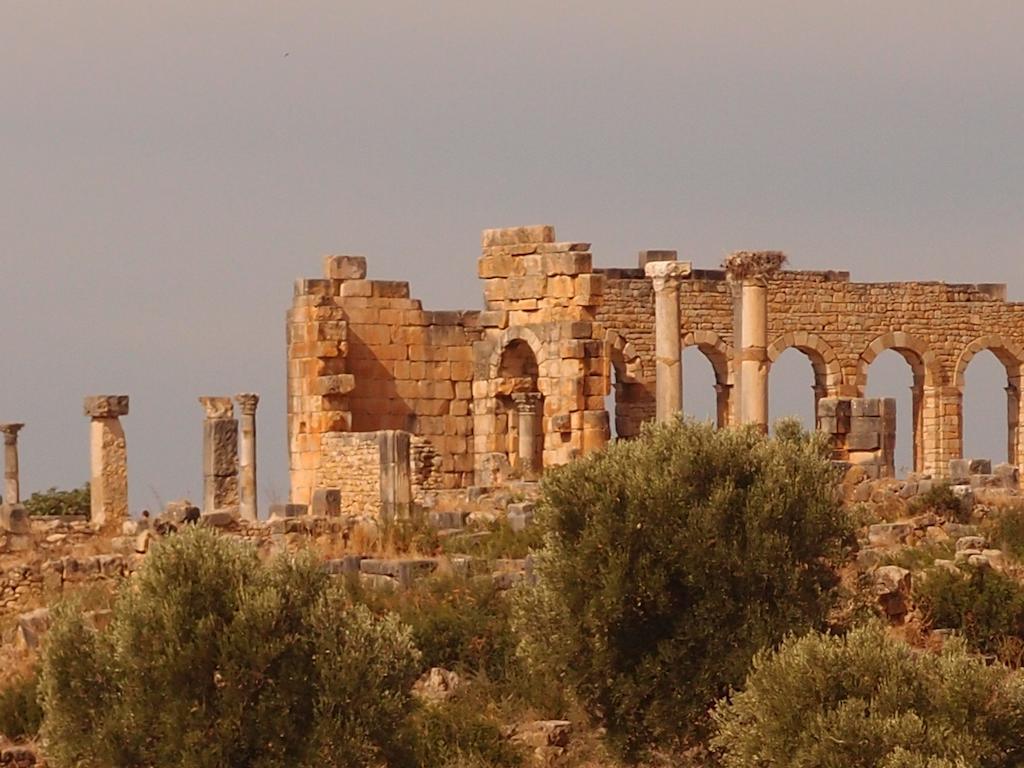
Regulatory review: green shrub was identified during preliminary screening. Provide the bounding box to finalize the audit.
[39,528,421,768]
[880,541,955,572]
[442,519,543,560]
[984,505,1024,561]
[909,483,964,522]
[514,419,854,758]
[408,697,523,768]
[0,671,43,741]
[711,622,1024,768]
[914,564,1024,662]
[23,484,90,517]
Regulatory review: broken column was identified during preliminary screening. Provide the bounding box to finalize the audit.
[234,393,259,521]
[378,430,412,521]
[83,396,129,526]
[199,397,239,514]
[725,251,786,432]
[512,392,542,475]
[0,423,24,504]
[644,257,692,422]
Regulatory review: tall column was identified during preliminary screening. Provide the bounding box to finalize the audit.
[644,259,693,422]
[235,393,259,521]
[1,423,24,503]
[740,279,769,431]
[199,397,239,513]
[512,392,542,474]
[83,396,129,527]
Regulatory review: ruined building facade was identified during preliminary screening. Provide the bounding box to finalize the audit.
[286,225,1024,506]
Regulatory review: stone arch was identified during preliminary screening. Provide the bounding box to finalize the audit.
[953,335,1024,470]
[486,326,549,382]
[489,334,544,478]
[766,332,842,429]
[856,331,942,475]
[605,329,651,438]
[682,330,733,427]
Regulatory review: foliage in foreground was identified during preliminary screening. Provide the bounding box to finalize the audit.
[711,622,1024,768]
[0,670,42,741]
[22,484,90,517]
[514,418,853,758]
[38,528,421,768]
[915,564,1024,665]
[908,482,965,522]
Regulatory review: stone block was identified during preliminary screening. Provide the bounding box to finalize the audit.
[968,458,992,474]
[949,459,970,484]
[203,419,239,475]
[846,432,880,451]
[200,508,239,528]
[0,503,30,534]
[270,503,308,518]
[311,487,342,517]
[481,225,555,248]
[849,416,881,434]
[995,463,1020,488]
[637,249,677,267]
[323,555,363,575]
[507,502,535,532]
[322,254,367,280]
[83,395,129,418]
[851,398,880,418]
[315,374,356,396]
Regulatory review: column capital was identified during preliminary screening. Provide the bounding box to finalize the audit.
[199,396,234,419]
[723,250,787,282]
[644,259,693,292]
[83,395,129,419]
[0,423,24,442]
[511,391,542,412]
[234,393,260,416]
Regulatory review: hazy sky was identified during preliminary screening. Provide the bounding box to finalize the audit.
[2,1,1022,511]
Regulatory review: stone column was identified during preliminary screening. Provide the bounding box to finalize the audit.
[644,259,693,422]
[199,397,239,513]
[725,251,786,433]
[512,392,542,474]
[83,396,129,526]
[0,423,24,504]
[234,393,259,521]
[739,279,769,431]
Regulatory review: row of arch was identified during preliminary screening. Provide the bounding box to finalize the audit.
[608,329,1024,475]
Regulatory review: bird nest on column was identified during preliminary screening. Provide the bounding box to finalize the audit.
[722,250,788,280]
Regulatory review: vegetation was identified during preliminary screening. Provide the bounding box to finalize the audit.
[909,482,965,522]
[39,528,421,768]
[915,564,1024,664]
[442,519,543,560]
[514,418,853,758]
[984,504,1024,562]
[22,483,90,517]
[711,622,1024,768]
[0,670,42,741]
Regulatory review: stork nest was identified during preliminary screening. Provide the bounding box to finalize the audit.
[722,250,787,280]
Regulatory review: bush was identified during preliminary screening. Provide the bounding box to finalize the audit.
[909,482,964,522]
[984,505,1024,561]
[914,564,1024,663]
[442,519,544,560]
[39,528,421,768]
[0,671,43,741]
[409,697,523,768]
[514,419,853,757]
[711,622,1024,768]
[22,484,90,517]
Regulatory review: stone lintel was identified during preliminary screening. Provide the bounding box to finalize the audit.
[481,225,555,248]
[644,260,693,282]
[83,395,129,419]
[638,250,678,268]
[723,250,787,281]
[199,396,234,419]
[235,393,260,416]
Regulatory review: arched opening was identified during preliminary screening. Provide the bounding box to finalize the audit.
[963,350,1010,463]
[682,347,718,423]
[767,347,819,433]
[864,350,919,477]
[495,340,543,477]
[606,342,652,440]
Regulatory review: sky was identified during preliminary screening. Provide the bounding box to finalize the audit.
[1,1,1022,512]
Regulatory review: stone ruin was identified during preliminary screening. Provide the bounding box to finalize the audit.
[3,222,1024,529]
[287,223,1024,504]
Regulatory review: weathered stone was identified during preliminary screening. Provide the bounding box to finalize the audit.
[83,395,129,418]
[269,503,308,518]
[0,503,30,534]
[873,565,912,621]
[15,607,50,650]
[311,487,342,517]
[413,667,463,704]
[507,501,535,532]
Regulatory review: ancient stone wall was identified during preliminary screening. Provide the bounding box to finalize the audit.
[288,224,1024,497]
